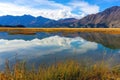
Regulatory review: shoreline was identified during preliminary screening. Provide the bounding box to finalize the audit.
[0,28,120,34]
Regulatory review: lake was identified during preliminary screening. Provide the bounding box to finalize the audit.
[0,32,120,70]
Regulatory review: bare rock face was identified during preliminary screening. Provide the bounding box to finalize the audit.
[74,6,120,28]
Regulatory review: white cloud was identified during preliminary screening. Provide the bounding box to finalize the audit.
[69,1,99,15]
[0,0,100,20]
[0,3,32,16]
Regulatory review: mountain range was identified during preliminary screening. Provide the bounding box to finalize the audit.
[0,6,120,28]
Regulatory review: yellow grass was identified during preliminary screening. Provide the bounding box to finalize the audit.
[0,28,120,34]
[0,60,120,80]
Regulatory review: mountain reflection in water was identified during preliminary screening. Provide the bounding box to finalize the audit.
[78,33,120,49]
[0,32,120,70]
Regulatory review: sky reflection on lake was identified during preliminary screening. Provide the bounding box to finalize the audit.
[0,32,120,70]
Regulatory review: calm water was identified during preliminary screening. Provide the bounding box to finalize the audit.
[0,32,120,70]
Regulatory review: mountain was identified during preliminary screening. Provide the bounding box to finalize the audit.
[43,18,78,27]
[0,15,54,27]
[72,6,120,28]
[0,15,77,27]
[0,6,119,28]
[44,6,120,28]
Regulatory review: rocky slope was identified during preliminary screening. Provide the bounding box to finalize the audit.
[73,6,120,28]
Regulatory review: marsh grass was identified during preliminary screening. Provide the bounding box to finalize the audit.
[0,60,120,80]
[0,28,120,34]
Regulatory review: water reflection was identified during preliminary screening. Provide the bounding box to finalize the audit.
[78,33,120,49]
[1,32,120,50]
[0,32,120,70]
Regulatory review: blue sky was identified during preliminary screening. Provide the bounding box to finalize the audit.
[0,0,119,20]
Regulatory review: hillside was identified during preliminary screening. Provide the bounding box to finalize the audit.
[73,6,120,28]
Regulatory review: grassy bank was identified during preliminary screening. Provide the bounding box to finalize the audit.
[0,28,120,34]
[0,60,120,80]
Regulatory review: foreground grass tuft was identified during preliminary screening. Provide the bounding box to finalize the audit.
[0,60,120,80]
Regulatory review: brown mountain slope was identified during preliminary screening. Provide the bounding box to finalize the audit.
[73,6,120,28]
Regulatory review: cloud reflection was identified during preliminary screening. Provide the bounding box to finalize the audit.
[0,35,98,53]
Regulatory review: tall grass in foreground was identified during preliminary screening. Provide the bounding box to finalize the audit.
[0,60,120,80]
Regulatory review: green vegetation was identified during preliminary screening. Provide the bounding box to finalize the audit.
[0,60,120,80]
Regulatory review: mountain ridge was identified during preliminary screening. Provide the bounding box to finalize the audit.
[0,6,120,28]
[0,15,54,27]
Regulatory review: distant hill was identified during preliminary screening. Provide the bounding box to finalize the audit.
[43,18,78,27]
[0,6,119,28]
[0,14,78,27]
[0,15,54,27]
